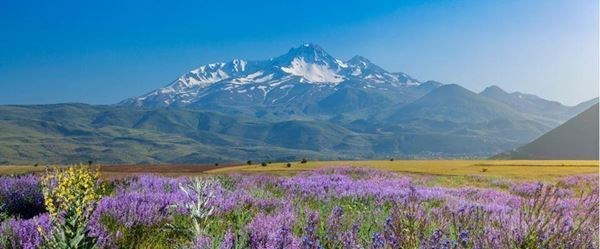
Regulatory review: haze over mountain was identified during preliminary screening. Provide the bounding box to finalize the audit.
[0,44,597,164]
[494,104,599,160]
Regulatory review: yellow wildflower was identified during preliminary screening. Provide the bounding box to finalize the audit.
[41,164,103,223]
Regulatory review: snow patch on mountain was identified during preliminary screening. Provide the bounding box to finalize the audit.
[122,44,423,107]
[232,71,274,84]
[280,58,344,83]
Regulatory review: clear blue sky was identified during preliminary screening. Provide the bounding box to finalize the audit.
[0,0,597,105]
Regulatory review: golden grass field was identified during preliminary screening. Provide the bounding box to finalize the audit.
[1,160,596,181]
[206,160,599,180]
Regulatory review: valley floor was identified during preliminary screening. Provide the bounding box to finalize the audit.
[1,160,598,180]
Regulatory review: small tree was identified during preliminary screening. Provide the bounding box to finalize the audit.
[214,163,219,167]
[390,158,394,162]
[246,160,252,165]
[261,162,267,167]
[87,160,93,166]
[301,158,308,164]
[286,163,292,168]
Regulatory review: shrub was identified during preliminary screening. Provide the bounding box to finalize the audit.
[301,158,308,164]
[286,163,291,168]
[261,162,267,167]
[390,158,394,162]
[246,160,252,165]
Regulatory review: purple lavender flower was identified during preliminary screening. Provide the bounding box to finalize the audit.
[340,223,361,249]
[0,175,45,219]
[326,206,344,242]
[301,211,321,249]
[458,230,469,246]
[1,167,597,248]
[219,229,235,249]
[0,214,51,249]
[88,190,189,247]
[193,235,213,249]
[246,206,299,249]
[371,232,384,248]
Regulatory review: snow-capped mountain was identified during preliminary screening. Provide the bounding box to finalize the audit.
[122,44,422,108]
[5,43,597,163]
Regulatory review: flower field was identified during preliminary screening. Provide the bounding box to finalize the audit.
[0,166,598,249]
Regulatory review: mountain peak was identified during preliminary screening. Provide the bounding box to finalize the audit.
[421,84,478,99]
[125,44,421,107]
[481,85,508,96]
[347,55,384,70]
[417,80,443,90]
[302,43,322,49]
[348,55,371,64]
[270,43,345,83]
[283,43,331,61]
[436,84,468,92]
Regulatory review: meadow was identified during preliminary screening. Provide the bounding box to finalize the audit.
[0,161,598,248]
[1,160,598,179]
[207,160,600,179]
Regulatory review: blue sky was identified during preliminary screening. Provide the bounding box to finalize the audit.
[0,0,597,105]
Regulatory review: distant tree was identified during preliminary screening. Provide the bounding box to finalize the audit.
[88,160,93,166]
[214,163,219,167]
[390,158,394,162]
[261,162,267,167]
[34,163,39,167]
[247,160,252,165]
[301,158,308,164]
[286,163,292,168]
[268,161,272,164]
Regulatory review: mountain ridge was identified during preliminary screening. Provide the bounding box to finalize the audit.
[120,43,422,109]
[0,44,597,164]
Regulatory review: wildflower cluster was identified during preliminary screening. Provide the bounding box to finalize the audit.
[40,165,104,249]
[0,175,45,219]
[0,166,597,248]
[41,165,102,219]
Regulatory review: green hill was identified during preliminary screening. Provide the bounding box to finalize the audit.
[493,104,599,159]
[0,89,594,164]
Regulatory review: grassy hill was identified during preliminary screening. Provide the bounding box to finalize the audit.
[0,92,593,164]
[494,104,599,159]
